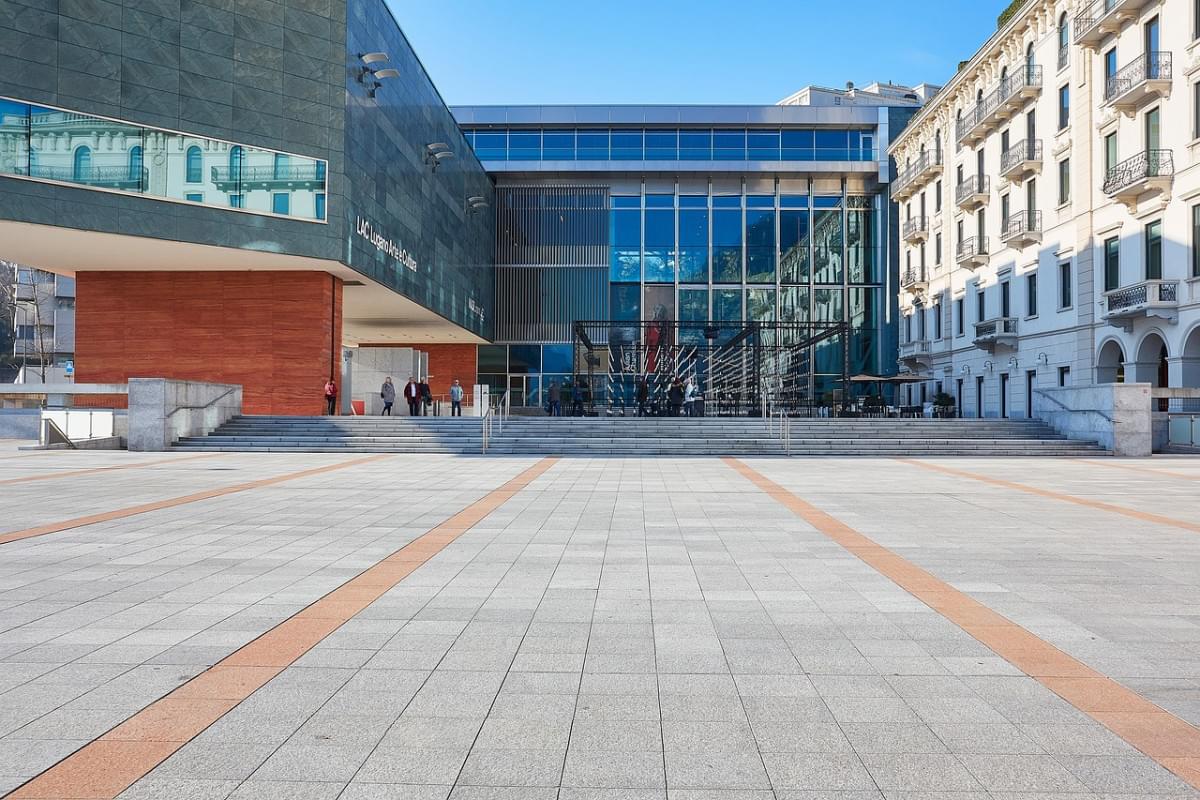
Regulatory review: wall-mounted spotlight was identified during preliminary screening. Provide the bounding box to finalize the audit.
[426,143,455,172]
[1008,356,1019,369]
[357,53,399,98]
[1037,352,1049,366]
[961,365,972,375]
[983,360,994,373]
[466,195,489,214]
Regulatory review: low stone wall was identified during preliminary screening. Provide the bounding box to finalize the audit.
[128,379,242,451]
[1032,383,1152,457]
[0,408,40,440]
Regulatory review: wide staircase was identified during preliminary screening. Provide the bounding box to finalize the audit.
[175,416,1109,456]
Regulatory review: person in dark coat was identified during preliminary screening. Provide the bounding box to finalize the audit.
[380,377,396,415]
[418,377,432,416]
[636,378,649,417]
[548,381,561,416]
[668,379,684,417]
[403,376,420,416]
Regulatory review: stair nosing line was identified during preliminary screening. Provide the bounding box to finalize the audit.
[0,455,393,547]
[724,456,1200,790]
[1,456,559,800]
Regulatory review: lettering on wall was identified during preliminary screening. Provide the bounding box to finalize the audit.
[356,216,418,272]
[468,297,485,322]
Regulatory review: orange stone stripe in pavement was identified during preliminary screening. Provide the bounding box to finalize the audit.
[0,452,222,486]
[1072,457,1200,481]
[897,457,1200,535]
[0,454,392,546]
[4,456,558,800]
[725,457,1200,790]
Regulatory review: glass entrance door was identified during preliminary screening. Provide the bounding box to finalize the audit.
[508,375,540,409]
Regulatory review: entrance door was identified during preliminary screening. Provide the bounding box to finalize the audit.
[1000,373,1009,418]
[508,375,540,409]
[976,376,985,418]
[956,378,964,418]
[1026,370,1037,418]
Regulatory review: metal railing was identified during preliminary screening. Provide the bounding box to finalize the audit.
[23,165,148,186]
[901,267,926,289]
[894,150,940,195]
[956,236,989,261]
[1074,0,1126,43]
[956,175,990,205]
[1058,46,1069,71]
[1105,51,1172,101]
[1102,149,1173,196]
[974,317,1018,339]
[955,66,1040,143]
[998,65,1042,104]
[209,165,326,184]
[1000,140,1043,175]
[902,217,929,240]
[1003,210,1042,240]
[1105,279,1178,314]
[481,390,509,454]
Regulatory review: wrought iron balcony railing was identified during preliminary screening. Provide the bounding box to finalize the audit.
[1075,0,1153,46]
[901,267,927,289]
[1000,140,1043,176]
[893,150,942,198]
[209,165,327,185]
[956,235,989,262]
[1106,279,1178,314]
[998,65,1042,105]
[1102,150,1173,197]
[902,217,930,241]
[955,175,990,206]
[1105,51,1172,103]
[1058,46,1069,71]
[21,165,148,187]
[1002,210,1043,244]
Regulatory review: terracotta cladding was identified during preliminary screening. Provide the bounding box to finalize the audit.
[75,271,343,415]
[360,343,477,398]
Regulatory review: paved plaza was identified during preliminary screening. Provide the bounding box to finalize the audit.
[0,447,1199,799]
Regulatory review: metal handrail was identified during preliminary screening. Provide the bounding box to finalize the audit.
[1000,139,1043,174]
[1106,51,1172,101]
[209,165,326,183]
[956,236,989,260]
[902,217,929,239]
[956,175,990,205]
[1003,210,1042,240]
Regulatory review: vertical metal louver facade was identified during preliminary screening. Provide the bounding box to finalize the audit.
[495,187,610,342]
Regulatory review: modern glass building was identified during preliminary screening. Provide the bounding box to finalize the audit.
[453,102,921,408]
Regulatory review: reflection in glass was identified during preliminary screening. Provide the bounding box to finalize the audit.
[610,208,640,282]
[745,208,775,283]
[847,200,875,283]
[812,199,843,284]
[644,207,675,282]
[780,207,809,284]
[713,208,742,283]
[780,286,810,323]
[678,207,708,282]
[748,288,776,322]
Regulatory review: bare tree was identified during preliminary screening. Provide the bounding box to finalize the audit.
[3,262,55,382]
[0,260,16,381]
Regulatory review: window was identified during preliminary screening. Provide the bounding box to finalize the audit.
[1104,133,1118,174]
[1104,236,1120,291]
[1058,85,1070,130]
[1058,366,1071,387]
[1001,281,1011,318]
[1059,261,1072,309]
[128,146,143,182]
[935,233,943,266]
[1194,82,1200,139]
[976,288,985,323]
[229,145,244,175]
[1104,48,1118,97]
[1058,158,1070,205]
[273,153,290,179]
[934,300,943,340]
[229,194,244,209]
[904,313,913,343]
[186,146,202,183]
[316,193,326,221]
[955,298,965,336]
[935,179,942,212]
[72,146,91,181]
[184,192,203,203]
[1145,219,1163,279]
[1058,13,1070,69]
[1026,272,1038,317]
[272,193,289,215]
[1194,204,1200,277]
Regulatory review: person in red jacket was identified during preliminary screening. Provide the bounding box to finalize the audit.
[403,376,421,416]
[323,378,338,415]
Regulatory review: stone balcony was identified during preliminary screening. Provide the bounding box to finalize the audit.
[901,267,928,295]
[955,175,990,212]
[1074,0,1158,48]
[1104,52,1172,115]
[1102,279,1179,330]
[899,338,931,367]
[955,67,1042,146]
[973,317,1018,352]
[1000,139,1042,184]
[1001,210,1043,249]
[902,217,930,245]
[893,150,943,202]
[1103,150,1173,211]
[956,236,990,270]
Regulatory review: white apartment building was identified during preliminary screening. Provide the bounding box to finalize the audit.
[890,0,1200,418]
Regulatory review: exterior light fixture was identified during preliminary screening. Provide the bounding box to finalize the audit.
[374,69,400,80]
[1037,352,1049,365]
[983,360,994,373]
[360,53,389,64]
[1008,356,1019,368]
[357,54,399,98]
[466,195,489,213]
[961,365,972,375]
[426,143,455,171]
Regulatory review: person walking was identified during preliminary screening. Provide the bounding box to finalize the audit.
[548,380,561,417]
[449,379,464,417]
[668,378,684,417]
[418,377,432,416]
[323,377,338,416]
[684,378,696,417]
[379,376,396,416]
[636,377,649,417]
[403,376,420,416]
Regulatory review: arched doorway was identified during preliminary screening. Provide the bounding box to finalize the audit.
[1181,326,1200,387]
[1134,332,1169,387]
[1097,339,1125,384]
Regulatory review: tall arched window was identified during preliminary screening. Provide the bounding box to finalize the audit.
[1026,42,1035,70]
[934,132,942,162]
[1000,65,1009,85]
[128,145,143,183]
[1058,13,1070,68]
[73,146,91,182]
[186,146,202,183]
[229,146,244,175]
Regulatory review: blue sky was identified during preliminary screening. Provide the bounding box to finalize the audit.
[388,1,1004,106]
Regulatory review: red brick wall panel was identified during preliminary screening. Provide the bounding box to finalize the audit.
[75,271,342,415]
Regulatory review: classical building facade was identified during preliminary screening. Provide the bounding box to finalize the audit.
[890,0,1200,418]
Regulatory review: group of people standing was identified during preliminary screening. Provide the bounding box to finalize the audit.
[323,376,465,416]
[545,381,585,417]
[636,376,698,417]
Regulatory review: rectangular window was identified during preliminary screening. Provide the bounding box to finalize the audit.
[315,193,326,221]
[1058,158,1070,205]
[184,192,203,203]
[1104,236,1120,291]
[1058,85,1070,130]
[1058,366,1071,387]
[976,289,985,323]
[1194,204,1200,277]
[1146,219,1163,279]
[230,194,244,209]
[1059,261,1072,309]
[955,298,965,336]
[1104,133,1118,173]
[935,233,943,266]
[1026,272,1038,317]
[271,193,289,215]
[934,300,943,340]
[1001,281,1011,319]
[935,180,942,212]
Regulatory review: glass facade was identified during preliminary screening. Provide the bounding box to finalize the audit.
[463,128,877,162]
[0,97,328,223]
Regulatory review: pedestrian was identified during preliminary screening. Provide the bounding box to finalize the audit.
[684,378,696,417]
[323,377,338,416]
[419,377,432,416]
[548,380,561,417]
[571,382,584,416]
[380,376,395,415]
[636,377,649,417]
[449,379,464,417]
[404,376,420,416]
[668,378,684,417]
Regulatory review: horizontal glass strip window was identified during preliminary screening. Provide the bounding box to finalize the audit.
[460,127,877,163]
[0,95,328,223]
